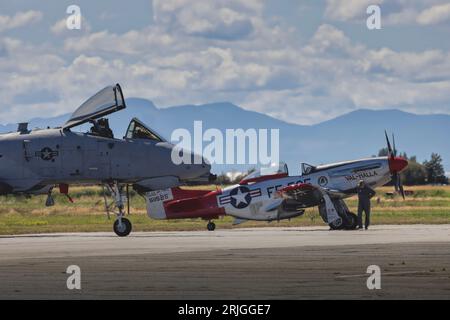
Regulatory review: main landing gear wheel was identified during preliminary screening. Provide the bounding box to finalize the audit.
[344,212,358,230]
[113,217,132,237]
[329,217,345,230]
[207,221,216,231]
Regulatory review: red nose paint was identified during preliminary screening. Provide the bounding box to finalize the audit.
[388,157,408,173]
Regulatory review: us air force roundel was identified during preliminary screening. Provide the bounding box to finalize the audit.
[219,186,262,209]
[35,147,59,161]
[230,186,252,208]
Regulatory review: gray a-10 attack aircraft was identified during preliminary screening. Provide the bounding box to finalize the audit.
[0,84,212,236]
[145,133,408,230]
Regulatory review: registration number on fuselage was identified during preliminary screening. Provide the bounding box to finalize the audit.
[265,178,311,197]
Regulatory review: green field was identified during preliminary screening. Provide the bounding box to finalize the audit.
[0,185,449,235]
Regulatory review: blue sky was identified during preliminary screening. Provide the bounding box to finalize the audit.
[1,0,450,124]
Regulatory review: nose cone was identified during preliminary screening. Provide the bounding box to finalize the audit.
[388,156,408,173]
[178,151,213,182]
[196,158,211,177]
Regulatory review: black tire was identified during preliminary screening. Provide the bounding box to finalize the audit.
[329,217,345,230]
[113,218,132,237]
[207,221,216,231]
[344,212,358,230]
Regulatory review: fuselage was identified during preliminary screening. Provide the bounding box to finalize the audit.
[0,128,210,193]
[218,157,393,221]
[146,157,402,223]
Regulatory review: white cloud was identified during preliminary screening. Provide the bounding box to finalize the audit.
[1,2,450,126]
[153,0,262,40]
[324,0,384,22]
[50,17,92,35]
[63,28,175,55]
[417,3,450,25]
[324,0,450,26]
[0,10,43,32]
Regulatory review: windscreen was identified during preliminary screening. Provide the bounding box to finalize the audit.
[125,118,165,142]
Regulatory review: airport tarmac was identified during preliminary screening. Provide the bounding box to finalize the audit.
[0,225,449,299]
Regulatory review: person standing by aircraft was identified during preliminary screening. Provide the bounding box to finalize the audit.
[357,180,376,230]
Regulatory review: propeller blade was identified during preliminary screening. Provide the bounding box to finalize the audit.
[384,130,393,156]
[392,133,397,157]
[399,177,405,200]
[392,172,399,192]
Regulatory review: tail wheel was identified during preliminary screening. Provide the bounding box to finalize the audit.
[207,221,216,231]
[344,212,358,230]
[113,218,132,237]
[329,217,345,230]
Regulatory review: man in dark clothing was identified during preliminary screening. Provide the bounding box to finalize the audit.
[357,180,376,230]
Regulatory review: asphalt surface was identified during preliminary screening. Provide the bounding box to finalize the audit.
[0,225,449,299]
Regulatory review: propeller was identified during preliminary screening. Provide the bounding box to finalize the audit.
[384,131,408,199]
[392,133,397,156]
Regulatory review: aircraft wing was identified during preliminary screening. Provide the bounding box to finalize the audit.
[276,183,345,205]
[63,83,126,129]
[274,183,346,224]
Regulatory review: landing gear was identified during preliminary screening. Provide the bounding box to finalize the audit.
[328,212,358,230]
[113,217,132,237]
[45,187,55,207]
[207,221,216,231]
[329,217,345,230]
[103,182,132,237]
[344,212,358,230]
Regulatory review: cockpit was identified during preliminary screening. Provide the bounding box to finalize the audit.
[62,84,165,142]
[301,163,316,175]
[242,162,289,182]
[89,118,114,138]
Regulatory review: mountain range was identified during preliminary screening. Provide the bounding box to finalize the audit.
[1,98,449,174]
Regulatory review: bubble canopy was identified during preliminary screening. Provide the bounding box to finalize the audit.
[63,84,126,129]
[242,162,289,181]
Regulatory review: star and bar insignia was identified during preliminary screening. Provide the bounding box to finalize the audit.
[35,147,59,161]
[219,186,262,209]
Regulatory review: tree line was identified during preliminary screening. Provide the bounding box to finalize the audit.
[376,148,448,185]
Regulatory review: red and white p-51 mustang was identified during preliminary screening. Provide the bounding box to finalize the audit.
[144,133,408,230]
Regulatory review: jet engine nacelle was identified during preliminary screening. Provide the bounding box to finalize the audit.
[133,176,180,193]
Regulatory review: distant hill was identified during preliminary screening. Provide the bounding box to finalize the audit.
[1,98,449,174]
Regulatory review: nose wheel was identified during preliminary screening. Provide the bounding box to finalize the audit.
[104,182,133,237]
[113,217,132,237]
[207,221,216,231]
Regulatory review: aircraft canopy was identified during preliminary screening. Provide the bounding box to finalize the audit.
[63,84,126,129]
[243,162,289,181]
[125,118,165,142]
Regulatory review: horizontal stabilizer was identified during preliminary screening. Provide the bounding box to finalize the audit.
[145,188,174,219]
